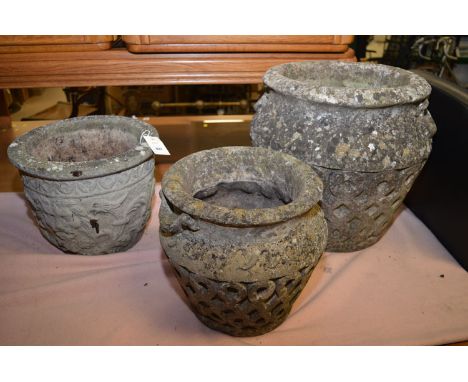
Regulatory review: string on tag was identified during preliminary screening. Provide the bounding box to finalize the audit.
[140,131,171,156]
[140,129,152,145]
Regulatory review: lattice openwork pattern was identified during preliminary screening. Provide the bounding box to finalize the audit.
[170,261,315,337]
[314,163,424,252]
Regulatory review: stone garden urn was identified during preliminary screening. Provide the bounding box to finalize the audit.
[159,146,327,336]
[8,116,157,255]
[251,61,437,252]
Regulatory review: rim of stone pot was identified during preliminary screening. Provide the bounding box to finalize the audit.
[263,61,432,108]
[7,115,158,181]
[161,146,323,227]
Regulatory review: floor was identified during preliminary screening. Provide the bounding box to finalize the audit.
[366,35,388,60]
[11,88,67,121]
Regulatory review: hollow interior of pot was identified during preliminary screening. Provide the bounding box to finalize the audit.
[279,62,411,89]
[163,147,322,226]
[174,148,307,207]
[31,128,137,162]
[194,180,291,209]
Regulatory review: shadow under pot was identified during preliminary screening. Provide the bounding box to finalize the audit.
[7,115,157,255]
[251,61,437,252]
[159,146,327,337]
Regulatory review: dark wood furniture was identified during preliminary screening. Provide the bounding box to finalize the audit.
[0,36,355,128]
[0,35,114,53]
[122,35,354,53]
[0,48,355,88]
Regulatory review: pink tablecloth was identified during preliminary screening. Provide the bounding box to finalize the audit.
[0,190,467,345]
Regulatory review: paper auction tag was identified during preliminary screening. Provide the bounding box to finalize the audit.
[142,134,171,156]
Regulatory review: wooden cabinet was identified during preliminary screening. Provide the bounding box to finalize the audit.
[0,35,355,88]
[0,36,114,53]
[123,35,354,53]
[0,49,355,89]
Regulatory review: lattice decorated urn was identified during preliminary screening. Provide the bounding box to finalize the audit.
[8,116,157,255]
[159,147,327,336]
[251,61,437,252]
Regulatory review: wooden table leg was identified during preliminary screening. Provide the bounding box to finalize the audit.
[0,89,12,129]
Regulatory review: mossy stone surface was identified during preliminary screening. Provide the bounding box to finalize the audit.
[159,147,327,336]
[251,61,436,251]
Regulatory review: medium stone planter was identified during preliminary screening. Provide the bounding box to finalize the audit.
[8,116,157,255]
[159,146,327,336]
[251,61,437,252]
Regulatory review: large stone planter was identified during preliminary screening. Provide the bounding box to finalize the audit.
[251,61,437,252]
[8,116,157,255]
[159,147,327,336]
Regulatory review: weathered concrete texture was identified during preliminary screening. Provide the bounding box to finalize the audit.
[313,163,424,251]
[8,116,158,255]
[251,61,436,252]
[159,146,327,336]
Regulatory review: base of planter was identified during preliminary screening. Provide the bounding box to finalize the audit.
[170,261,315,337]
[195,311,288,337]
[313,162,424,252]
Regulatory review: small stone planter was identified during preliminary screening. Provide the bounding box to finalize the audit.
[8,116,158,255]
[251,61,437,252]
[159,147,327,336]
